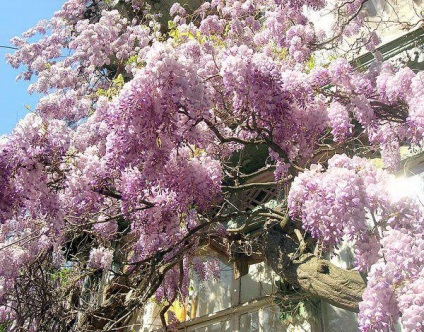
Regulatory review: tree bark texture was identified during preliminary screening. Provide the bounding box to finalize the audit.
[263,223,366,312]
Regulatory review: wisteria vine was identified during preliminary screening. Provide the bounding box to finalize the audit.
[1,0,423,330]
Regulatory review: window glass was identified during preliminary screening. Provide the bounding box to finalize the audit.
[262,306,287,332]
[240,262,275,303]
[240,311,260,332]
[190,260,234,317]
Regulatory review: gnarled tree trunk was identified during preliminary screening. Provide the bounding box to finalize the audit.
[263,223,366,312]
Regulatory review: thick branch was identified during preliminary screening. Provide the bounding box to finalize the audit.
[222,177,292,193]
[263,224,366,312]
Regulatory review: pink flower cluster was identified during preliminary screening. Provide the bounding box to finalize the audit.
[286,24,315,62]
[88,247,114,270]
[289,154,424,330]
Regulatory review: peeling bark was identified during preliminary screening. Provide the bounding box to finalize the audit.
[263,224,366,312]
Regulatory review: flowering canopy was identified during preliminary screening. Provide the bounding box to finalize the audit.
[1,0,423,330]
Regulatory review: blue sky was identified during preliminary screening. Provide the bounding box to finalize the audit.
[0,1,64,135]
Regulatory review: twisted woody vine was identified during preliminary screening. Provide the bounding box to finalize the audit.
[0,0,423,330]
